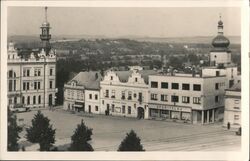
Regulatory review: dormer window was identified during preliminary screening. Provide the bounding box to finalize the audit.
[111,76,113,80]
[135,78,138,82]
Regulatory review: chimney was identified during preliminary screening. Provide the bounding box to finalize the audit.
[171,68,174,76]
[199,69,203,77]
[192,66,196,77]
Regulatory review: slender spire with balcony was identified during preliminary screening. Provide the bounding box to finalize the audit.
[40,7,51,54]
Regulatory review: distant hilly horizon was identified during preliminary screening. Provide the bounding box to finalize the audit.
[8,34,241,44]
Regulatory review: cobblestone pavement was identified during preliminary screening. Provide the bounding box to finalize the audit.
[16,108,241,151]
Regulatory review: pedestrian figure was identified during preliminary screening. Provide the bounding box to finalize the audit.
[227,122,230,130]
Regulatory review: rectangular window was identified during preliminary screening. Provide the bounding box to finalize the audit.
[27,69,30,77]
[234,100,240,104]
[121,91,125,99]
[234,115,239,120]
[14,80,16,91]
[23,82,26,90]
[23,68,30,77]
[216,71,220,76]
[128,91,132,100]
[49,81,53,89]
[182,96,190,103]
[161,94,168,102]
[215,83,219,90]
[34,82,37,90]
[135,78,138,82]
[38,82,40,89]
[193,84,201,91]
[193,97,201,104]
[182,84,190,90]
[171,95,179,103]
[22,96,25,104]
[33,96,36,104]
[105,90,109,97]
[89,94,92,99]
[111,90,115,98]
[171,83,179,89]
[38,95,41,104]
[112,104,115,112]
[215,96,219,103]
[122,105,125,114]
[95,94,98,100]
[50,68,53,76]
[233,107,240,110]
[151,93,158,100]
[27,96,30,105]
[161,82,168,89]
[27,82,30,90]
[95,106,98,111]
[128,106,131,114]
[151,81,158,88]
[8,80,12,92]
[34,70,37,76]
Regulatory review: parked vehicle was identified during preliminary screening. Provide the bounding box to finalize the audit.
[9,104,30,113]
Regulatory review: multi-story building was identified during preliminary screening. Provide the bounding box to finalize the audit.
[7,7,57,109]
[148,71,226,124]
[147,16,240,124]
[63,71,102,113]
[100,68,158,119]
[223,82,241,128]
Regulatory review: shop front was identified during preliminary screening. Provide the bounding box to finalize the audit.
[148,104,192,122]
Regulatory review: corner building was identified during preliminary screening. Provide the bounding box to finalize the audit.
[148,72,226,124]
[148,17,240,124]
[7,7,57,109]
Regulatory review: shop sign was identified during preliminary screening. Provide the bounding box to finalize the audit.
[149,104,191,112]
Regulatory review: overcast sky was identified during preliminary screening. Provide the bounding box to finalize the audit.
[7,7,241,38]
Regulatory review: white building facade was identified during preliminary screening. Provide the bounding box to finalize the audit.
[7,7,57,109]
[148,72,226,124]
[223,82,241,128]
[100,69,158,119]
[63,71,102,113]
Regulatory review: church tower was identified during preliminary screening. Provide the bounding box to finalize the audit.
[40,7,51,54]
[210,15,231,67]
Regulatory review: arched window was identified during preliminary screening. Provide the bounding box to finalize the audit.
[33,96,36,104]
[27,96,30,105]
[22,96,25,104]
[38,95,41,104]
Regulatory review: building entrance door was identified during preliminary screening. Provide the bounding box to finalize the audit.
[137,107,145,119]
[49,94,53,106]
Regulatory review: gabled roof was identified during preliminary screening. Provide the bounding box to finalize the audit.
[112,70,158,84]
[67,71,102,90]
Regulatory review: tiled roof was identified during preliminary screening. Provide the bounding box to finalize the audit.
[68,71,102,90]
[113,70,158,84]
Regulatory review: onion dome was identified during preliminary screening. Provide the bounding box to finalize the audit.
[212,35,230,48]
[211,15,230,49]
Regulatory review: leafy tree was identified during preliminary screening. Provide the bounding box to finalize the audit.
[69,119,93,151]
[118,130,144,151]
[8,110,22,151]
[26,111,56,151]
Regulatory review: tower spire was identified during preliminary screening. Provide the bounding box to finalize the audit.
[40,6,51,54]
[217,13,223,35]
[45,6,48,22]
